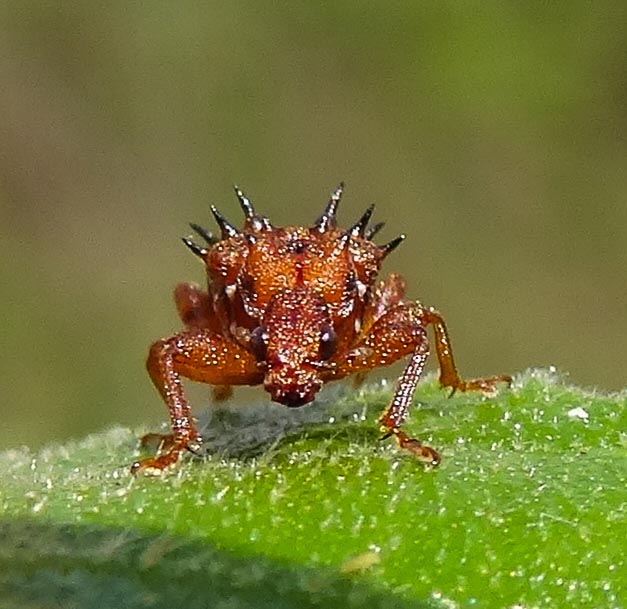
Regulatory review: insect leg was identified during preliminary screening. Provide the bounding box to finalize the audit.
[377,338,441,465]
[132,329,262,474]
[332,303,440,464]
[422,307,512,394]
[174,282,215,329]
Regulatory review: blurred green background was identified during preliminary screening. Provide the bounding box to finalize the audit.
[1,2,625,450]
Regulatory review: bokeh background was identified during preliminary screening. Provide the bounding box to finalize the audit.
[1,2,625,450]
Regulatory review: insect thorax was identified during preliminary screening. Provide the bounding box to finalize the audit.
[205,227,383,331]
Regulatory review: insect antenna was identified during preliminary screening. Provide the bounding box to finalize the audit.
[210,205,240,238]
[380,234,406,257]
[182,236,208,258]
[348,204,375,237]
[314,182,344,232]
[189,223,218,245]
[365,221,385,240]
[234,185,273,231]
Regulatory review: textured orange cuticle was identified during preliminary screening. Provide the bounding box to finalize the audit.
[133,184,511,474]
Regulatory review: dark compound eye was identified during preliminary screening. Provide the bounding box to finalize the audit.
[249,326,269,360]
[319,324,337,361]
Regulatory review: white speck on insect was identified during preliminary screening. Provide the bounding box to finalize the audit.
[225,284,236,299]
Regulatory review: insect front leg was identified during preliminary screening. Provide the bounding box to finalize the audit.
[333,304,440,464]
[377,339,441,465]
[375,304,511,464]
[174,283,234,404]
[132,329,262,475]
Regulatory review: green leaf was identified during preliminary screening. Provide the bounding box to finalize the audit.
[1,370,625,609]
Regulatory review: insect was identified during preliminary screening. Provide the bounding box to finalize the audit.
[132,184,511,474]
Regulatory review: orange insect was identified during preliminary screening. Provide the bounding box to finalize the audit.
[132,184,511,474]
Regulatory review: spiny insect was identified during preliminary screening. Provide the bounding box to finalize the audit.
[132,184,511,474]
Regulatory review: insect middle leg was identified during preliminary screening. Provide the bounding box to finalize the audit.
[421,306,512,394]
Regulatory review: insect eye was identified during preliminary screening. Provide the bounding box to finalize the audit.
[319,324,337,361]
[249,326,269,360]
